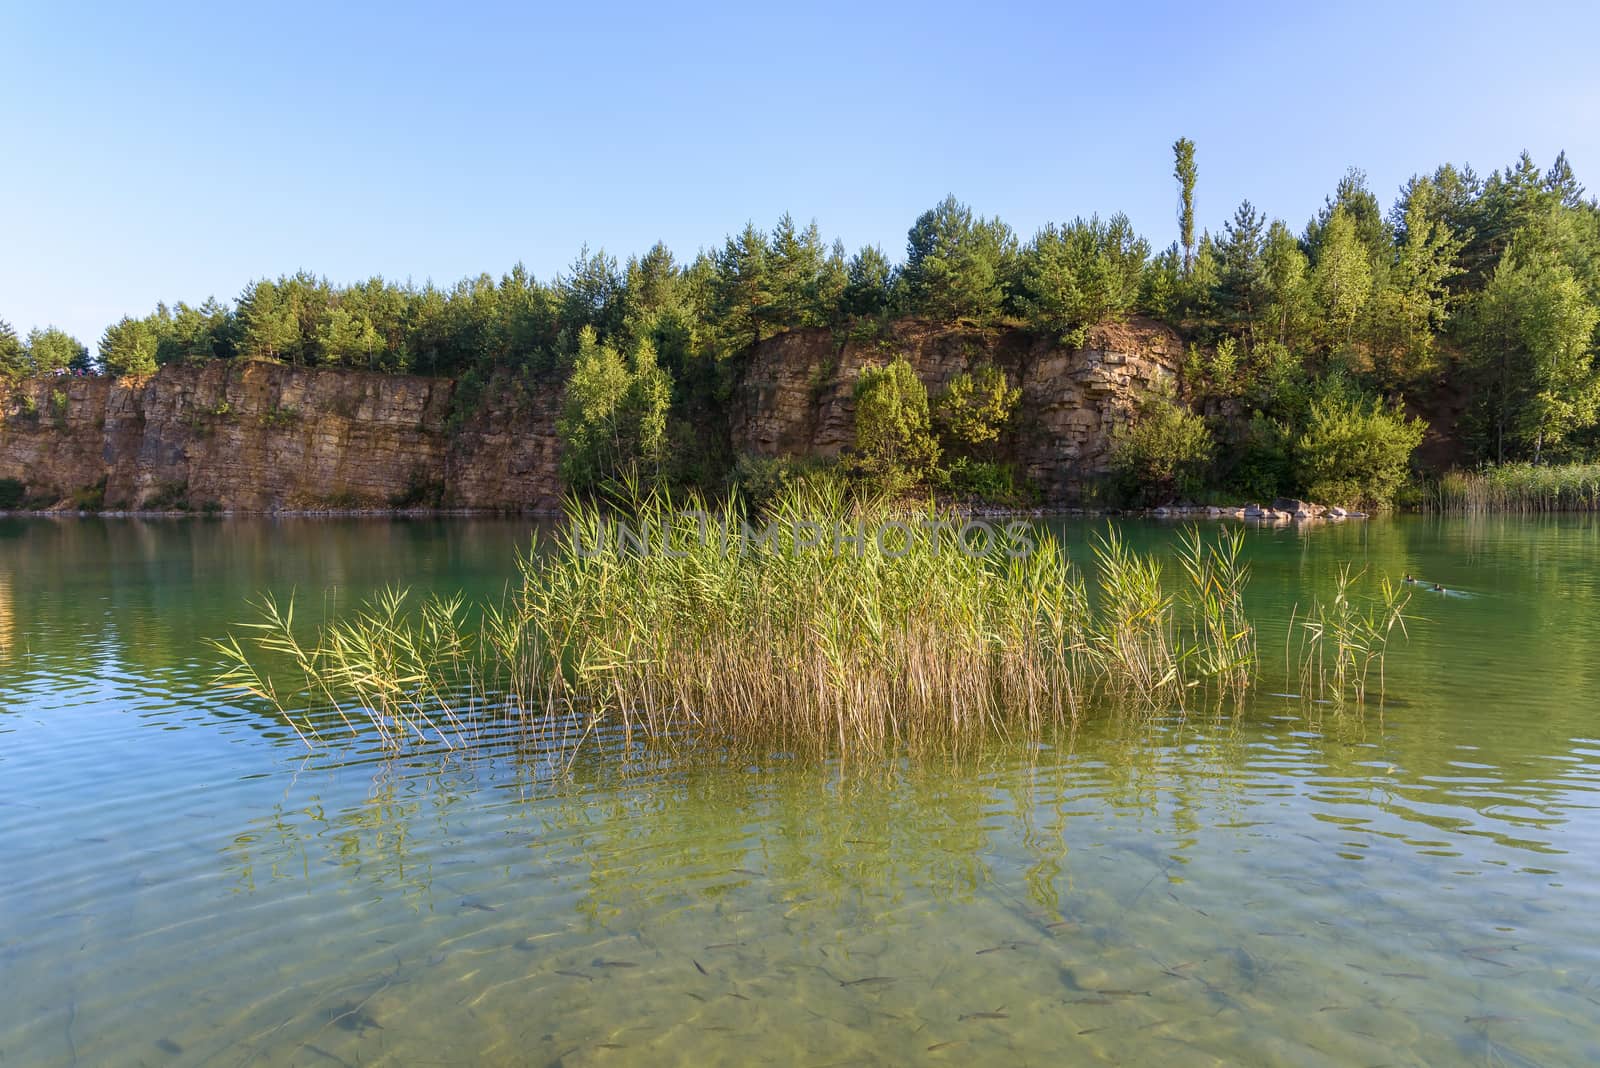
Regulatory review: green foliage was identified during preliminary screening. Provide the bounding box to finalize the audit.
[1215,200,1267,337]
[557,327,672,491]
[937,457,1035,505]
[100,316,161,377]
[898,195,1015,323]
[1110,393,1215,504]
[1294,381,1426,508]
[0,478,24,509]
[1292,565,1410,705]
[841,245,895,318]
[26,327,90,373]
[144,480,190,510]
[1015,214,1149,343]
[0,319,32,379]
[851,356,940,483]
[1432,462,1600,512]
[1312,206,1374,348]
[730,453,843,510]
[212,490,1283,754]
[71,478,106,511]
[1221,413,1294,502]
[16,146,1600,501]
[1173,137,1197,276]
[1468,244,1600,463]
[49,389,68,425]
[932,364,1020,454]
[259,406,300,429]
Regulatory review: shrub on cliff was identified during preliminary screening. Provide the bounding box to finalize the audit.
[1109,393,1215,504]
[1294,382,1426,509]
[933,364,1020,457]
[850,356,940,486]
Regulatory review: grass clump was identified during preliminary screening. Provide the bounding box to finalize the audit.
[1430,463,1600,513]
[212,488,1278,755]
[1289,565,1410,704]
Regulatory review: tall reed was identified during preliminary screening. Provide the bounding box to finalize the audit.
[212,489,1301,755]
[1430,463,1600,513]
[1288,565,1410,704]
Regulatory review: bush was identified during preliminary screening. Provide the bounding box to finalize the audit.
[937,458,1036,505]
[0,478,24,509]
[1109,394,1215,505]
[851,356,940,483]
[1294,386,1426,509]
[933,364,1020,455]
[71,478,107,511]
[731,454,842,511]
[1221,413,1293,503]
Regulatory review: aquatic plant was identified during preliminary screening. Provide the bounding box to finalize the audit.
[1430,463,1600,513]
[213,490,1312,754]
[1289,565,1411,704]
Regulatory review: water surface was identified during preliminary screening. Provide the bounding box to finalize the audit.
[2,515,1598,1065]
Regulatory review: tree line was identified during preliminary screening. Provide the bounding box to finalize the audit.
[3,142,1597,497]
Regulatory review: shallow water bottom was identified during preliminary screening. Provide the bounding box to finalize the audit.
[3,515,1600,1065]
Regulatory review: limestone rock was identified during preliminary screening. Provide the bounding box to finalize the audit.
[729,316,1183,505]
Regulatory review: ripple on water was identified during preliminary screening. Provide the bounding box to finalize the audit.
[4,515,1600,1064]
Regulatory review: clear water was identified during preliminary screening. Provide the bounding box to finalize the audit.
[2,516,1598,1066]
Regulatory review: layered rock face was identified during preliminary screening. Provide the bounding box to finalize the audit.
[0,361,562,512]
[0,318,1182,512]
[730,317,1183,503]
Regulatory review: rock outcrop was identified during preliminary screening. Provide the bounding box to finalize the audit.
[0,317,1184,512]
[0,361,562,512]
[731,316,1183,503]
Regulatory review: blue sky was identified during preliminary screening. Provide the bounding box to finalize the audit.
[4,0,1598,349]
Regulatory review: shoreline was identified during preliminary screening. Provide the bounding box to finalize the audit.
[0,501,1369,522]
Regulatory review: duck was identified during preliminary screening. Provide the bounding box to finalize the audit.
[1432,584,1446,593]
[1403,574,1417,584]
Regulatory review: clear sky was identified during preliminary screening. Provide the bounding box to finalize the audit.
[4,0,1598,350]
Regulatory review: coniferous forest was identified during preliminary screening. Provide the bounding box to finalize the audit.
[4,143,1599,509]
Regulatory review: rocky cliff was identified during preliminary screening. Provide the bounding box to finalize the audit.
[0,361,563,512]
[0,318,1182,512]
[731,316,1183,502]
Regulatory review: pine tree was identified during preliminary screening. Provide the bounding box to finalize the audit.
[899,195,1013,323]
[0,319,31,379]
[1215,201,1267,339]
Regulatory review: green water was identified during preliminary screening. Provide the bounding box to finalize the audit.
[2,516,1598,1066]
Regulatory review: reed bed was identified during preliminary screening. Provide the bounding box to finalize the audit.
[211,486,1384,755]
[1430,463,1600,513]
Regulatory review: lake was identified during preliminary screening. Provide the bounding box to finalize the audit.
[1,515,1598,1066]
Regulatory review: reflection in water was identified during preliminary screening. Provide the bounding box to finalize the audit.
[0,571,11,655]
[1,515,1599,1064]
